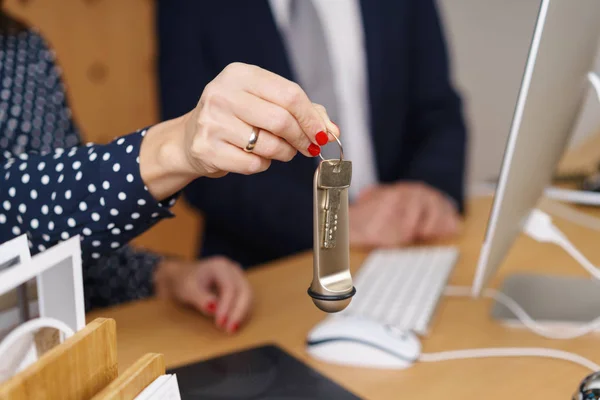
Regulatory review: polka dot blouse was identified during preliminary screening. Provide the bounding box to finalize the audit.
[0,29,178,310]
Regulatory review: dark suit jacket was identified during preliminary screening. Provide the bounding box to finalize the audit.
[156,0,467,267]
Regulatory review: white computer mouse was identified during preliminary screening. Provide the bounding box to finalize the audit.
[306,315,421,369]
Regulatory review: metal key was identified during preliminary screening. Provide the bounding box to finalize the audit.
[318,160,352,249]
[309,132,355,313]
[322,189,341,248]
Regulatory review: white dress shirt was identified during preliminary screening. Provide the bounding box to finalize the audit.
[269,0,379,200]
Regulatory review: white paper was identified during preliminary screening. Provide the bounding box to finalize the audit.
[134,374,181,400]
[134,375,170,400]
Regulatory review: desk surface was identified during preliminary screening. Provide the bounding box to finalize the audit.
[87,197,600,399]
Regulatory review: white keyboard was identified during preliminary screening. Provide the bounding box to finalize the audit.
[338,246,459,335]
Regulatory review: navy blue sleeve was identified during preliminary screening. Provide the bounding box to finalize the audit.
[0,128,177,266]
[405,0,467,212]
[83,245,163,311]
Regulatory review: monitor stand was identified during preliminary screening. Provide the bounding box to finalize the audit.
[491,273,600,331]
[490,203,600,331]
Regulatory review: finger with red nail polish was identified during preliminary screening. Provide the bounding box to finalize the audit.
[206,300,217,314]
[316,131,328,146]
[308,143,321,157]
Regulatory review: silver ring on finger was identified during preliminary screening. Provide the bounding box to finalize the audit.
[244,126,260,152]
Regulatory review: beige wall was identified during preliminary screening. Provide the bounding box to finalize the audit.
[438,0,600,185]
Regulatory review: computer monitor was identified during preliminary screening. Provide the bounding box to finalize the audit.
[472,0,600,297]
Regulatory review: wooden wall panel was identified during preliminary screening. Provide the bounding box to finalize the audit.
[4,0,201,261]
[5,0,157,143]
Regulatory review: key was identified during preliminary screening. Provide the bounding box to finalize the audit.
[318,160,352,249]
[310,149,355,313]
[322,188,341,248]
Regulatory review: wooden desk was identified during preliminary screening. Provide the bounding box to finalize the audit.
[87,197,600,399]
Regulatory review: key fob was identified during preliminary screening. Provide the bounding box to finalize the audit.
[308,158,356,313]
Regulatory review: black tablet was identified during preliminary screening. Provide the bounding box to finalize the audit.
[167,343,361,399]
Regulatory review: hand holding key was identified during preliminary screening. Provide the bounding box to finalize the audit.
[181,63,340,173]
[141,62,339,200]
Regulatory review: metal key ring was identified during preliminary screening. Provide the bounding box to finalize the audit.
[318,129,344,164]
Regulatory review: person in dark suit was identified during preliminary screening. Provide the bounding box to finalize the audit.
[156,0,468,268]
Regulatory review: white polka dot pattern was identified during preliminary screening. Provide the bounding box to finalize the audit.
[0,30,177,310]
[1,129,176,262]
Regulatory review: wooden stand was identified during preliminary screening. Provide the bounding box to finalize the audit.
[0,318,166,400]
[91,354,165,400]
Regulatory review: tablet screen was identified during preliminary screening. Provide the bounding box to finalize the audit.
[167,343,361,399]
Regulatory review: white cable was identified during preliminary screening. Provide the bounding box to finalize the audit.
[524,209,600,279]
[445,285,600,339]
[558,234,600,279]
[539,199,600,233]
[419,347,600,372]
[422,286,600,373]
[0,317,74,361]
[438,212,600,372]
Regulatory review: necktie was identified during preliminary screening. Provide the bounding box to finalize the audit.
[284,0,340,159]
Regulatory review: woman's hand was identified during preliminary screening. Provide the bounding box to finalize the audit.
[140,63,338,200]
[182,63,338,177]
[154,256,253,334]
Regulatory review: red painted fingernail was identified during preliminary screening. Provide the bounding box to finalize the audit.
[231,323,239,333]
[206,301,216,313]
[315,131,328,146]
[308,143,321,157]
